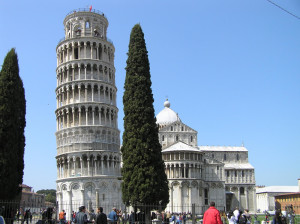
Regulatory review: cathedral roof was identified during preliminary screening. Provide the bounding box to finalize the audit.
[156,99,181,125]
[199,146,248,152]
[162,141,200,153]
[256,186,299,194]
[224,163,254,169]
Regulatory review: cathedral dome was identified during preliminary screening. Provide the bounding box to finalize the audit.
[156,99,181,125]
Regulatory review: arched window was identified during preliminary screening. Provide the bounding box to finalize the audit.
[235,170,237,177]
[224,154,227,161]
[181,126,184,131]
[171,126,173,131]
[236,154,239,161]
[242,170,244,177]
[240,187,245,195]
[212,153,214,159]
[85,21,90,28]
[176,135,179,141]
[162,135,164,141]
[191,136,193,142]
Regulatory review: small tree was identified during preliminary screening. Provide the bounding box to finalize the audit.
[121,24,169,221]
[0,48,26,224]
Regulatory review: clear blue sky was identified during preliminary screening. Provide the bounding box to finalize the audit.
[0,0,299,191]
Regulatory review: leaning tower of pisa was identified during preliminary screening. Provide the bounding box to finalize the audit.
[55,9,122,217]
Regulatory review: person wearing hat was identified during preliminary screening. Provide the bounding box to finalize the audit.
[108,208,117,224]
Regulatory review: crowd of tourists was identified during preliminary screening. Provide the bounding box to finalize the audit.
[13,201,294,224]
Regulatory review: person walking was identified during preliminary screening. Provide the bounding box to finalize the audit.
[108,208,117,224]
[96,207,107,224]
[75,206,89,224]
[203,202,222,224]
[129,211,135,224]
[273,211,282,224]
[233,208,239,224]
[227,211,236,224]
[24,209,31,224]
[89,210,96,222]
[59,210,66,224]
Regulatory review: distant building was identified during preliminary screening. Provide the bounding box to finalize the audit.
[157,100,256,213]
[256,180,300,212]
[20,184,45,212]
[274,179,300,215]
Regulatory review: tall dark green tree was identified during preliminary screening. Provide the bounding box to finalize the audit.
[0,48,26,201]
[121,24,169,212]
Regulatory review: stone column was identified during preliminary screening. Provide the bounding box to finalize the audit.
[238,187,241,209]
[94,158,97,175]
[99,109,102,125]
[80,158,83,175]
[73,156,76,175]
[87,158,90,176]
[68,190,72,219]
[101,157,104,175]
[72,107,75,127]
[107,157,110,175]
[84,42,87,58]
[109,110,112,127]
[66,47,69,62]
[91,85,94,101]
[67,68,69,82]
[78,108,81,126]
[179,185,182,211]
[98,85,100,102]
[95,189,99,208]
[78,42,81,59]
[84,65,87,80]
[72,43,75,60]
[85,108,88,125]
[62,160,65,178]
[85,84,88,102]
[78,85,82,102]
[81,189,85,206]
[67,157,70,177]
[62,111,65,129]
[72,65,75,81]
[245,187,249,209]
[66,109,69,128]
[92,108,95,125]
[57,163,60,179]
[59,161,62,179]
[171,185,173,212]
[72,85,75,103]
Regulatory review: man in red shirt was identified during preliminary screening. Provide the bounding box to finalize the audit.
[203,202,223,224]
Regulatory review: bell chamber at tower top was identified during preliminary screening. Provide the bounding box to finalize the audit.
[58,9,112,44]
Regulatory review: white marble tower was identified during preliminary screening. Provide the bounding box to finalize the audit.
[55,8,122,218]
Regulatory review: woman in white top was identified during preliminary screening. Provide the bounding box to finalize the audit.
[227,211,237,224]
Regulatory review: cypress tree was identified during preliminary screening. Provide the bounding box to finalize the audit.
[0,48,26,201]
[121,24,169,213]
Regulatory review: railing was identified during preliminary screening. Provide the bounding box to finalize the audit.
[57,35,113,45]
[66,8,107,19]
